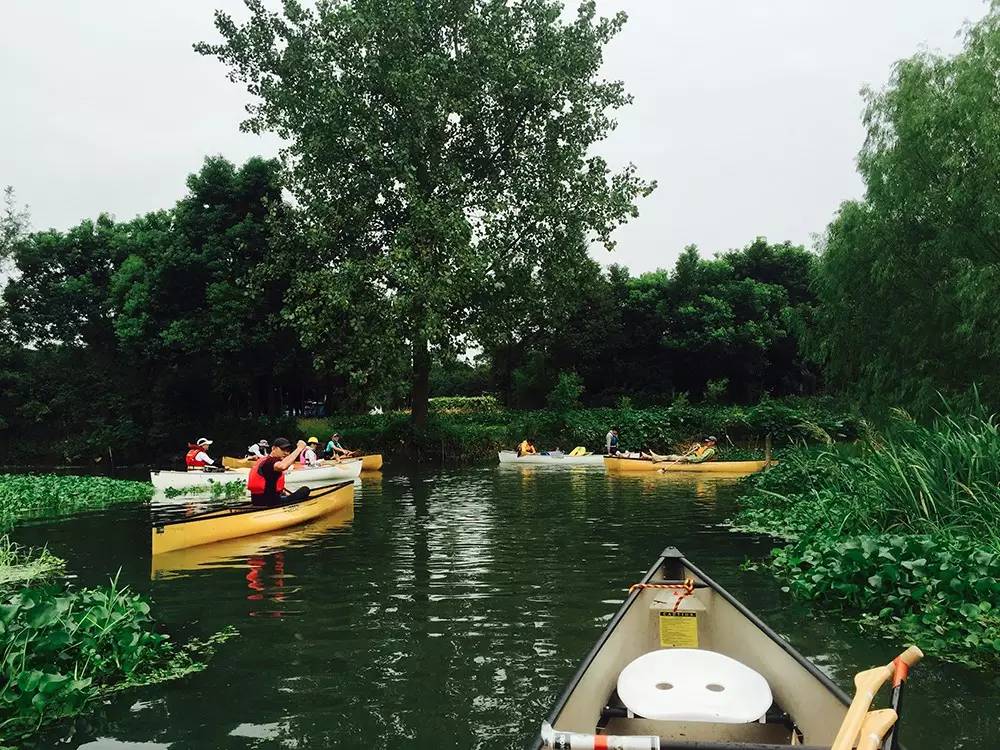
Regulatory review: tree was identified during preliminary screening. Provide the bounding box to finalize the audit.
[196,0,654,430]
[814,8,1000,410]
[0,186,30,266]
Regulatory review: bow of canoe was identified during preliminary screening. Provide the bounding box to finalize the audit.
[604,456,773,474]
[151,481,354,555]
[360,453,383,471]
[531,546,851,748]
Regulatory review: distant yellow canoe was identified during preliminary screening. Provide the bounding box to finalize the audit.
[223,456,254,469]
[151,481,354,555]
[604,456,772,474]
[360,453,383,471]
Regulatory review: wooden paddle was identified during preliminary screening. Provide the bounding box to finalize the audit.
[830,646,923,750]
[881,646,920,750]
[856,709,898,750]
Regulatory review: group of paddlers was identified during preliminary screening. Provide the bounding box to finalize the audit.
[183,433,360,507]
[515,429,718,464]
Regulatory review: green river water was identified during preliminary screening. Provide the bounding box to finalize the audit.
[14,465,999,749]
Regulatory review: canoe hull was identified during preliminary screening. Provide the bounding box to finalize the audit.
[532,547,851,748]
[225,456,371,476]
[604,456,772,474]
[151,481,354,555]
[150,470,244,491]
[360,454,383,471]
[498,451,605,466]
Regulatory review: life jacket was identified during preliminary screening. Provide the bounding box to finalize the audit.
[690,445,717,463]
[247,456,285,495]
[185,448,207,468]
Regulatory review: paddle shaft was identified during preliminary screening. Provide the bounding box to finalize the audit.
[881,651,917,750]
[830,646,922,750]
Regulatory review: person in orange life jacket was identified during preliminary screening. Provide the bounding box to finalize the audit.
[248,437,312,507]
[185,438,222,471]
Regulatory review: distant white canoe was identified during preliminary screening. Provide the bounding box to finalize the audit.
[497,451,605,467]
[150,458,363,491]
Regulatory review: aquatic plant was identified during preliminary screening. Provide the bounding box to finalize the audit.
[163,480,246,500]
[0,574,236,743]
[0,475,152,533]
[732,401,1000,665]
[0,538,65,595]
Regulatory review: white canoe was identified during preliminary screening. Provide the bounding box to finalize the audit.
[498,451,605,466]
[150,459,362,492]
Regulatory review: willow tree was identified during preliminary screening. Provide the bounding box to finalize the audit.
[196,0,653,428]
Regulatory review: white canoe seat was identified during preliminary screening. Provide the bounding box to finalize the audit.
[617,649,773,724]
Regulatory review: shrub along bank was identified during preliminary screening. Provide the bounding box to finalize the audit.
[0,475,232,745]
[732,405,1000,666]
[302,397,860,462]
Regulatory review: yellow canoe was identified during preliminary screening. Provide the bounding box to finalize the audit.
[604,456,772,474]
[151,481,354,555]
[360,453,383,471]
[223,456,254,469]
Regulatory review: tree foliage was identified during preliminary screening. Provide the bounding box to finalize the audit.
[196,0,654,427]
[814,7,1000,411]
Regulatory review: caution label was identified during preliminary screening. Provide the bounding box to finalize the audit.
[659,611,698,648]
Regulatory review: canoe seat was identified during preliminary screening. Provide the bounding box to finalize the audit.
[617,649,773,724]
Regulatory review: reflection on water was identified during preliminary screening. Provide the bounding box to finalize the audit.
[17,467,998,750]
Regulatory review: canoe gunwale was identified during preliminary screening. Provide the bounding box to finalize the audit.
[530,546,857,750]
[151,481,353,529]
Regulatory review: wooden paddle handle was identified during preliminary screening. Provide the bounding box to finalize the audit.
[893,645,923,668]
[831,647,922,750]
[856,709,898,750]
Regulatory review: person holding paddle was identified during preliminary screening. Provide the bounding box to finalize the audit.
[248,437,312,507]
[644,436,719,465]
[324,433,354,459]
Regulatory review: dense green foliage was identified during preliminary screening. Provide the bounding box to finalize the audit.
[491,238,819,407]
[733,404,1000,664]
[303,397,857,462]
[814,8,1000,413]
[0,576,236,743]
[196,0,654,427]
[0,475,152,533]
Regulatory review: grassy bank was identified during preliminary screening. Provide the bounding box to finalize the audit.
[302,397,860,462]
[0,475,232,744]
[732,405,1000,666]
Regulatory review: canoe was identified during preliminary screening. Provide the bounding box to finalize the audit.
[150,469,245,492]
[284,459,363,482]
[151,504,354,578]
[360,453,383,471]
[151,481,354,555]
[531,546,853,749]
[498,451,605,467]
[222,456,255,469]
[604,456,772,474]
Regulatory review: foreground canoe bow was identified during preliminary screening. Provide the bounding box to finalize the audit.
[151,481,354,555]
[604,456,772,474]
[532,547,859,749]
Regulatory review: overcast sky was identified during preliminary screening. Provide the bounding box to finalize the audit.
[0,1,988,273]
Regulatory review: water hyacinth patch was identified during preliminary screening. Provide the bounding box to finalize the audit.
[0,475,152,532]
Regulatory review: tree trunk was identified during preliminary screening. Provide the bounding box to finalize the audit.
[411,334,431,430]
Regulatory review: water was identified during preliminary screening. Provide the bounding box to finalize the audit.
[16,466,999,749]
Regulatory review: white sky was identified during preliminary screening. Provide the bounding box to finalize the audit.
[0,1,989,273]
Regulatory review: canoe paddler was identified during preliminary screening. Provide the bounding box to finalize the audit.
[300,437,321,466]
[605,428,620,455]
[517,438,538,457]
[325,433,352,459]
[245,439,269,459]
[185,438,221,471]
[645,436,719,464]
[248,437,311,507]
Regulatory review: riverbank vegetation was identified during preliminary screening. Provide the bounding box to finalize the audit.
[733,401,1000,665]
[0,476,231,744]
[303,397,859,462]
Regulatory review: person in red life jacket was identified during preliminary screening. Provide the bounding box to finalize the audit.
[247,437,311,507]
[185,438,221,471]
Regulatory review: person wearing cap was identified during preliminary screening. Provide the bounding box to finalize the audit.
[246,439,270,459]
[324,433,351,459]
[247,438,311,507]
[645,436,719,464]
[300,437,322,466]
[185,438,220,470]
